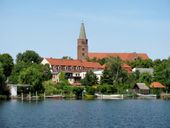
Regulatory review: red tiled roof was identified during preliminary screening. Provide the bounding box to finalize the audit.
[150,82,165,88]
[88,52,149,61]
[122,63,132,73]
[45,58,104,69]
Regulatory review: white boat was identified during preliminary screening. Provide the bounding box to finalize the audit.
[136,93,157,99]
[95,93,123,99]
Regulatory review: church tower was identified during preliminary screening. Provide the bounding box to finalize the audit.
[77,23,88,60]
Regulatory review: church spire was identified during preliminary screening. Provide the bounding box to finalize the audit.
[79,22,87,39]
[77,22,88,60]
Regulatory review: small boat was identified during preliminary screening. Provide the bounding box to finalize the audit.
[95,93,123,99]
[136,93,156,99]
[46,95,63,99]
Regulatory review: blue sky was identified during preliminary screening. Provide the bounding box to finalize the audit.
[0,0,170,60]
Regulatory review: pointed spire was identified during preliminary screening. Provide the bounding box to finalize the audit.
[79,22,87,39]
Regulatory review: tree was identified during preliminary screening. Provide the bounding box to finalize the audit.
[58,72,69,86]
[18,64,49,93]
[139,72,153,85]
[62,56,73,60]
[0,53,14,77]
[0,63,6,94]
[101,57,128,85]
[97,84,117,94]
[154,58,170,91]
[16,50,42,64]
[127,58,153,68]
[81,70,98,86]
[9,62,31,84]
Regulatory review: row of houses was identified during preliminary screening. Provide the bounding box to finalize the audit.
[41,57,135,85]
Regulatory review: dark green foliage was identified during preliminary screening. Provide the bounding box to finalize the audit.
[154,58,170,91]
[87,57,107,65]
[62,56,73,60]
[127,58,153,68]
[139,72,153,85]
[16,50,42,64]
[0,53,14,77]
[8,62,31,84]
[0,63,6,95]
[72,86,84,99]
[58,72,69,86]
[81,70,98,86]
[101,57,128,85]
[18,65,44,93]
[97,84,117,94]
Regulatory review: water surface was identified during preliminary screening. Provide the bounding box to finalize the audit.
[0,99,170,128]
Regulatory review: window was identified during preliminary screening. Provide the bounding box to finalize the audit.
[82,48,85,51]
[82,53,85,56]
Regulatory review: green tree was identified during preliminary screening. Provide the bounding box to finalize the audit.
[101,57,128,85]
[62,56,73,60]
[58,72,69,86]
[0,53,14,77]
[128,58,153,68]
[0,63,6,94]
[154,58,170,91]
[139,72,153,85]
[18,65,45,93]
[97,84,117,94]
[81,70,98,86]
[16,50,42,64]
[9,62,31,84]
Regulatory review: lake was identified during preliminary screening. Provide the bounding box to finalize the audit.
[0,99,170,128]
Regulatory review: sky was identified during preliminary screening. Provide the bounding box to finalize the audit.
[0,0,170,60]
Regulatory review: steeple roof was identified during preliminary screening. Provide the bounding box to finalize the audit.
[79,23,87,39]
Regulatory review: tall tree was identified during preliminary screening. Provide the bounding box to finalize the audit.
[0,63,6,95]
[18,65,44,93]
[128,58,153,68]
[101,57,128,85]
[154,58,170,90]
[139,72,153,85]
[81,70,98,86]
[0,53,14,77]
[16,50,42,64]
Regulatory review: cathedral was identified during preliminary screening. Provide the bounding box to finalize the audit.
[77,23,149,61]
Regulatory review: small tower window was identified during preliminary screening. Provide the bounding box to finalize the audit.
[82,53,85,56]
[82,48,85,51]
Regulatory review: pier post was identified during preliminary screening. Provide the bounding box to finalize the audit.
[36,91,38,100]
[29,92,31,101]
[44,92,45,100]
[21,92,23,101]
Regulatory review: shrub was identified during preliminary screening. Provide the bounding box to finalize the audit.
[97,84,117,94]
[85,86,96,95]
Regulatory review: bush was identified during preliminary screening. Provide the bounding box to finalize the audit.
[43,81,62,95]
[97,84,117,94]
[0,95,7,100]
[72,86,84,99]
[85,86,96,95]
